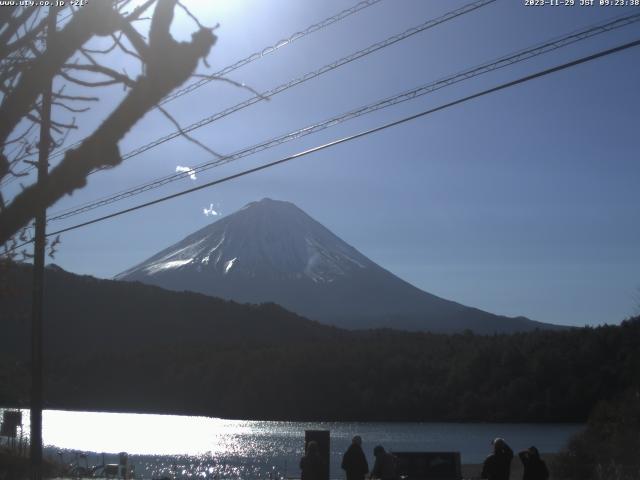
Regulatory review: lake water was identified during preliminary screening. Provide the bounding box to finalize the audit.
[5,409,582,479]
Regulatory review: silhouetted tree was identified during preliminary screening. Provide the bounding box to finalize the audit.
[0,0,217,247]
[553,389,640,480]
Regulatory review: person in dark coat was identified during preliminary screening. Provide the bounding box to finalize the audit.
[518,446,549,480]
[481,437,514,480]
[300,440,324,480]
[371,445,398,480]
[341,435,369,480]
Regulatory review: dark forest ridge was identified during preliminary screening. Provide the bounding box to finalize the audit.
[1,261,638,422]
[116,198,561,334]
[0,261,337,360]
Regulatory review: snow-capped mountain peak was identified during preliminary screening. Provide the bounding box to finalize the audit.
[116,198,370,284]
[116,198,552,334]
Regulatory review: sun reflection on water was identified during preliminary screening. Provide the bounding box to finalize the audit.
[2,409,582,479]
[36,411,304,478]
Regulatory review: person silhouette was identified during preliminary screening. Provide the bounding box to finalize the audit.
[300,440,324,480]
[481,437,514,480]
[341,435,369,480]
[371,445,398,480]
[518,446,549,480]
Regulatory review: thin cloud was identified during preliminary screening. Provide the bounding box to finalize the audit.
[203,203,219,217]
[176,165,197,180]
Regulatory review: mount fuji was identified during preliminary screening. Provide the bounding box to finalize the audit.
[116,198,557,333]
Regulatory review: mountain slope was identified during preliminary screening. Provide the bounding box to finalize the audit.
[117,198,558,333]
[0,261,339,360]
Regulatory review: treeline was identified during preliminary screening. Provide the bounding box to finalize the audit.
[1,261,639,422]
[0,262,340,360]
[554,390,640,480]
[4,318,639,423]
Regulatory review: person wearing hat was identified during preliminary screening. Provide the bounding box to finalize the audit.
[518,446,549,480]
[341,435,369,480]
[481,437,514,480]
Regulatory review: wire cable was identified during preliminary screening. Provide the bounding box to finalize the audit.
[46,11,640,223]
[5,35,636,255]
[1,0,385,185]
[51,0,385,161]
[160,0,385,106]
[95,0,495,170]
[4,0,495,188]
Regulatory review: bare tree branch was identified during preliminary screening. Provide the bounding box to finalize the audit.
[0,1,123,144]
[52,101,90,113]
[124,0,157,21]
[0,6,18,31]
[157,104,223,159]
[0,7,38,48]
[2,120,38,148]
[177,1,207,30]
[0,15,48,59]
[51,118,77,131]
[192,74,270,100]
[62,63,136,88]
[81,34,122,55]
[0,0,217,245]
[58,70,127,88]
[52,93,99,102]
[120,22,149,61]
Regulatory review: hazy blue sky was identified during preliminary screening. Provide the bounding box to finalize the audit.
[4,0,639,327]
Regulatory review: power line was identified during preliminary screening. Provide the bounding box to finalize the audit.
[0,0,382,185]
[0,0,384,186]
[160,0,385,106]
[6,35,637,255]
[55,0,385,159]
[47,11,640,223]
[5,0,495,191]
[95,0,495,171]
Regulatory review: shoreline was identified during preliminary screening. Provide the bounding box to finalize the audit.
[8,447,560,480]
[3,404,587,425]
[51,459,554,480]
[42,451,559,480]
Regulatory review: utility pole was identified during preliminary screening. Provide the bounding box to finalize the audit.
[30,6,56,480]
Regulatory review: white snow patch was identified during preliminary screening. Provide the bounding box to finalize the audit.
[298,236,369,283]
[156,237,208,264]
[144,258,193,275]
[340,253,366,268]
[224,257,237,274]
[208,234,225,254]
